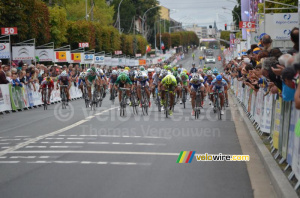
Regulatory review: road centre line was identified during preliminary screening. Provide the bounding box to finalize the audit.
[0,107,117,157]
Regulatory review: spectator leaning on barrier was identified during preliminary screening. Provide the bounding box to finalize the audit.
[0,64,9,84]
[281,66,296,102]
[262,57,283,92]
[11,73,22,87]
[288,27,299,55]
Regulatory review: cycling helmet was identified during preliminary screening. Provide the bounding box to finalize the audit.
[180,72,186,77]
[61,71,68,77]
[207,70,213,76]
[213,68,218,74]
[120,74,127,81]
[165,76,172,85]
[155,67,161,74]
[117,70,121,75]
[173,71,178,77]
[216,75,222,81]
[125,67,130,71]
[79,72,85,78]
[46,76,51,82]
[178,68,182,73]
[140,66,145,71]
[91,67,96,73]
[137,71,143,77]
[112,70,117,75]
[123,70,129,75]
[129,71,135,77]
[161,69,168,76]
[203,65,206,68]
[163,65,168,70]
[192,73,200,79]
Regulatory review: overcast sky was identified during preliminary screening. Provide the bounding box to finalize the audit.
[159,0,237,30]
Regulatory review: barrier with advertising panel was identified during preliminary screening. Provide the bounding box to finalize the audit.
[0,83,82,113]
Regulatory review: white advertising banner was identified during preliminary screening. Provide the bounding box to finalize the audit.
[35,49,54,62]
[0,43,10,59]
[129,59,135,66]
[111,58,118,66]
[84,54,94,64]
[0,84,12,112]
[265,13,298,40]
[12,46,35,60]
[118,58,125,66]
[94,56,105,65]
[104,57,112,66]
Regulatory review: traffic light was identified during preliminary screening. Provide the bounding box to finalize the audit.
[225,24,227,30]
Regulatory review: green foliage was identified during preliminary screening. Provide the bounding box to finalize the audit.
[49,5,68,47]
[220,31,230,47]
[170,33,182,48]
[0,0,51,44]
[264,0,297,13]
[156,33,171,50]
[170,31,198,48]
[232,0,241,28]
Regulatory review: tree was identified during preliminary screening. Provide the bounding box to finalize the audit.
[263,0,297,13]
[232,0,241,28]
[220,31,230,47]
[49,5,68,47]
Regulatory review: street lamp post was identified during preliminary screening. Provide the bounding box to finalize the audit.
[142,5,161,37]
[118,0,125,34]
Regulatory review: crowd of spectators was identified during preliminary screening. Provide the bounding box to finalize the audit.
[223,27,300,109]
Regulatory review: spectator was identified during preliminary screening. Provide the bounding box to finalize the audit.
[20,71,28,85]
[281,66,296,101]
[269,48,282,60]
[0,65,9,84]
[262,34,273,53]
[262,57,282,91]
[11,73,22,87]
[6,71,12,83]
[288,27,299,55]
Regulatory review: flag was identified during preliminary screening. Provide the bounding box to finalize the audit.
[146,45,151,53]
[161,42,165,50]
[56,51,67,61]
[71,53,81,62]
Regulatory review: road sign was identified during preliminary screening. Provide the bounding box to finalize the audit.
[234,39,240,44]
[1,27,18,35]
[239,21,255,29]
[115,51,122,55]
[79,42,89,48]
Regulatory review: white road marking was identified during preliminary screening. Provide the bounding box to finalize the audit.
[53,161,78,164]
[50,146,82,148]
[15,136,30,138]
[27,161,51,164]
[10,156,36,159]
[0,156,7,159]
[66,138,86,140]
[65,142,85,144]
[45,138,64,140]
[1,147,10,149]
[88,142,109,145]
[10,150,179,156]
[1,139,21,141]
[0,161,19,163]
[85,116,94,119]
[25,146,47,148]
[0,143,9,145]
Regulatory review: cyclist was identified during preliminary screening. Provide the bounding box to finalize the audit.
[109,70,118,100]
[204,70,215,105]
[152,67,161,98]
[210,75,228,115]
[173,71,182,104]
[161,74,177,116]
[96,68,107,98]
[189,73,205,116]
[57,71,71,104]
[78,72,86,98]
[84,67,99,105]
[179,71,190,104]
[212,67,219,76]
[114,73,132,104]
[192,52,195,60]
[190,63,197,74]
[135,71,151,107]
[40,76,54,104]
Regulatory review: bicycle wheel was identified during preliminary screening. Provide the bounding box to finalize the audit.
[62,91,66,109]
[44,89,47,110]
[182,89,186,109]
[165,92,169,118]
[156,91,161,112]
[218,97,222,120]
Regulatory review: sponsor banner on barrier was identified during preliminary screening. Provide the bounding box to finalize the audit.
[254,89,263,128]
[247,89,253,113]
[0,84,12,112]
[36,49,54,62]
[9,84,26,111]
[12,46,35,60]
[272,97,282,149]
[251,91,256,117]
[281,102,292,158]
[261,93,273,134]
[94,56,105,65]
[0,43,10,59]
[287,102,296,165]
[104,57,112,66]
[292,109,300,181]
[55,51,70,62]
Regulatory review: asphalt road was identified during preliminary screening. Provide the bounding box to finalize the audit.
[0,49,253,198]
